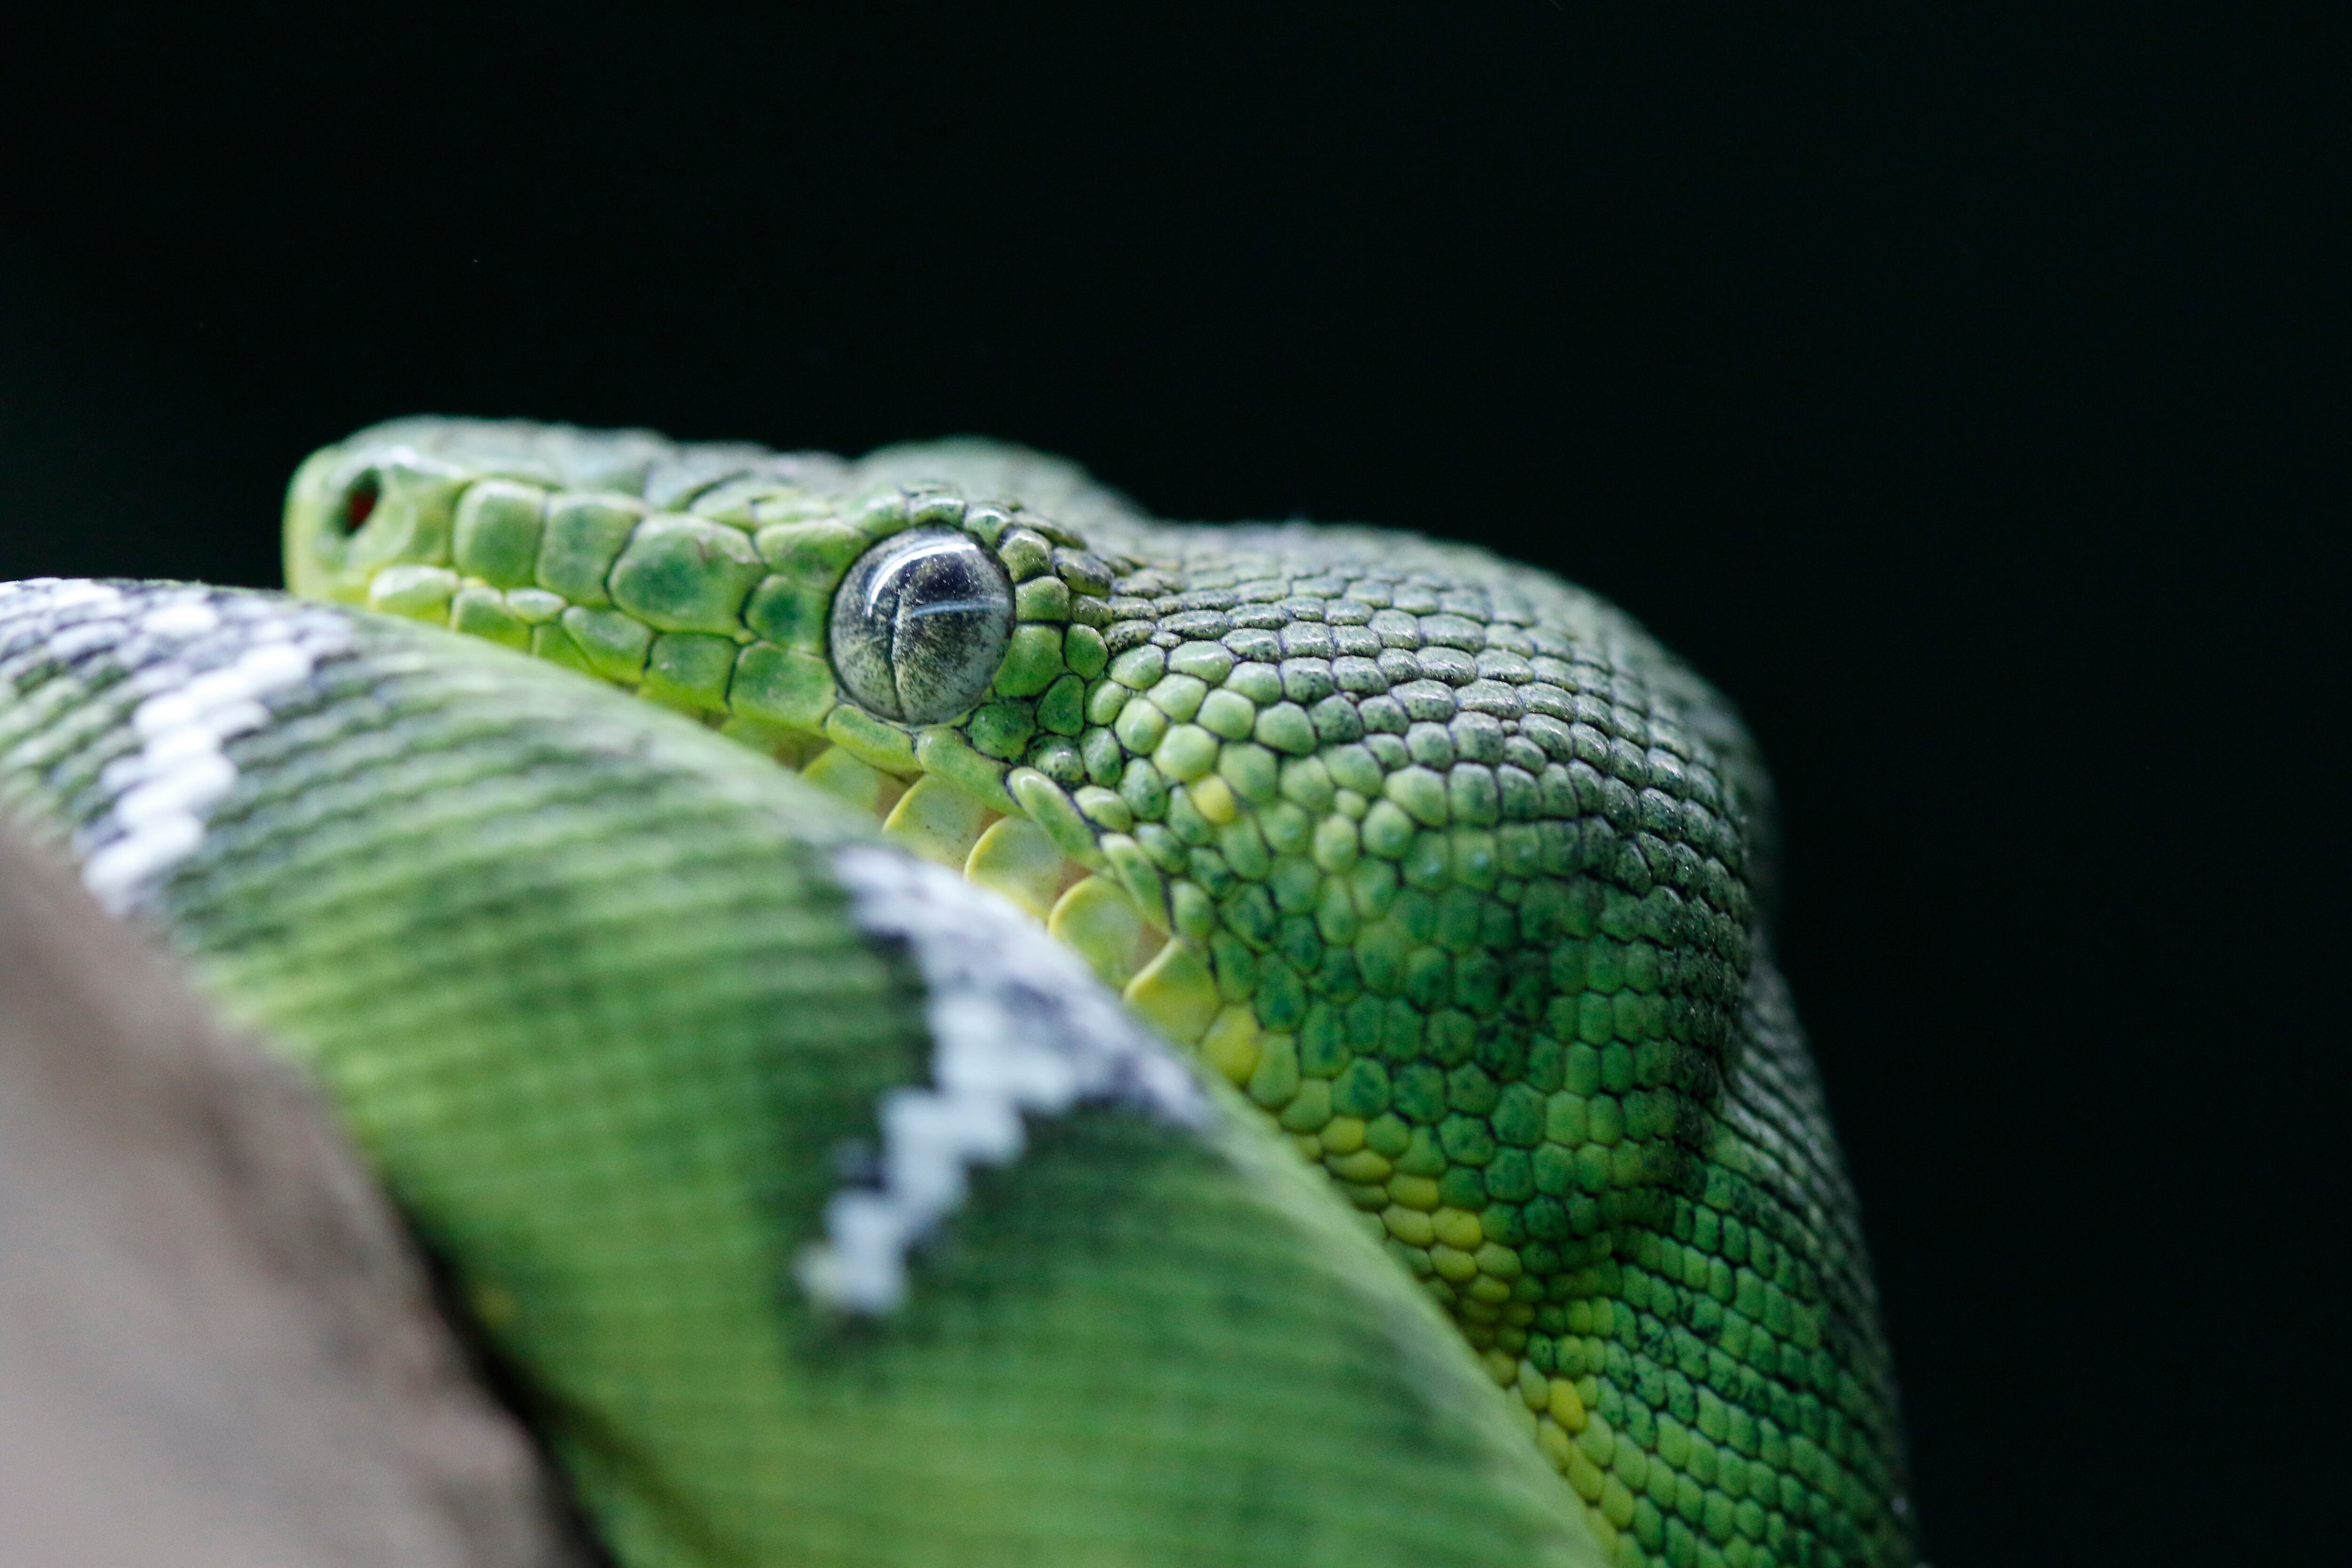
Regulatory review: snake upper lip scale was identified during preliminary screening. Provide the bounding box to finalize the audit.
[0,417,1916,1568]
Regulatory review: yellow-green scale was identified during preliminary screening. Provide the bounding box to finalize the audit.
[285,419,1914,1568]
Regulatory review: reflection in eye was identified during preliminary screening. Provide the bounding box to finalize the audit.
[829,526,1016,724]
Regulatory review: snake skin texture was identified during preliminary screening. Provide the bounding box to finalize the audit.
[265,417,1914,1568]
[0,576,1607,1568]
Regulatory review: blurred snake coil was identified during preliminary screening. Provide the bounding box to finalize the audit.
[0,419,1914,1568]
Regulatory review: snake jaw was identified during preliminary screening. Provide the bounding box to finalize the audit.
[785,747,1208,1045]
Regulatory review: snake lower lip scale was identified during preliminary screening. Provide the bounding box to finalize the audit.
[0,418,1915,1568]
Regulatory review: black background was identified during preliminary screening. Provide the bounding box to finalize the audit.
[1,5,2343,1562]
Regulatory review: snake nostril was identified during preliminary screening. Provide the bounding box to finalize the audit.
[333,471,381,536]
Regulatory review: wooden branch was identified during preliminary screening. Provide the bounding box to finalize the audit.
[0,826,596,1568]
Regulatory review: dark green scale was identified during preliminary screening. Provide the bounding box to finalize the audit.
[1043,527,1909,1568]
[283,419,1915,1568]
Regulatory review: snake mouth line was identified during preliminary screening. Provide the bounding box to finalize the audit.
[776,736,1204,1035]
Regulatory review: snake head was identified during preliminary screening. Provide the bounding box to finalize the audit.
[286,417,1910,1567]
[290,417,1768,1045]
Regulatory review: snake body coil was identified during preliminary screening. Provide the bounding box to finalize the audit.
[0,419,1912,1568]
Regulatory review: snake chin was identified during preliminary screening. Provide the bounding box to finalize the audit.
[773,739,1208,1045]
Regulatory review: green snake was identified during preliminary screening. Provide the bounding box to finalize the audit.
[0,418,1912,1568]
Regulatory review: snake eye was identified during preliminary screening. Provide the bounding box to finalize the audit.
[829,526,1015,724]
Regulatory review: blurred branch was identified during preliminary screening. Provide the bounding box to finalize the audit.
[0,825,593,1567]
